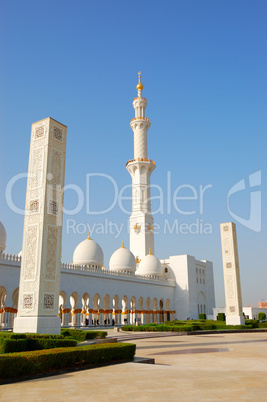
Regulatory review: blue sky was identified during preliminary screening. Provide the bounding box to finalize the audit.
[1,0,266,307]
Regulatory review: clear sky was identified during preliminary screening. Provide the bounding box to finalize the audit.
[1,0,266,307]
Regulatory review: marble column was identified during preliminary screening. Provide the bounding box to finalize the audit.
[14,118,67,334]
[220,222,245,326]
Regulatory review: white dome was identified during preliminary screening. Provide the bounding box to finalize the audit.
[138,251,162,277]
[0,222,7,253]
[109,243,136,272]
[73,234,104,268]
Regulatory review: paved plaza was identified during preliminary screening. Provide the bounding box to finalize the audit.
[0,332,267,401]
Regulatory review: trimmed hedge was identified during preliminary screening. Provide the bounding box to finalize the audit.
[26,338,77,351]
[0,339,28,354]
[121,319,264,332]
[61,329,107,341]
[0,343,136,379]
[0,336,77,354]
[217,313,226,321]
[121,324,201,332]
[245,319,259,328]
[199,314,206,320]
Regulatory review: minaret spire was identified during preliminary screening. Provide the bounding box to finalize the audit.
[126,73,156,259]
[136,71,143,97]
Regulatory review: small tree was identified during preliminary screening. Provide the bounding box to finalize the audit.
[217,313,225,321]
[258,312,266,321]
[199,313,206,320]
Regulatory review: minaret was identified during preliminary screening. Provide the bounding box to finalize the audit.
[126,72,156,260]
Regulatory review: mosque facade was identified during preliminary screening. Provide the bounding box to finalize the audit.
[0,74,215,329]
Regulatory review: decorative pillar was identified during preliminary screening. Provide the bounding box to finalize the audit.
[14,118,67,334]
[62,307,71,327]
[220,222,245,326]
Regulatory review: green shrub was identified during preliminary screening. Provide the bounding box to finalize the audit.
[85,331,107,340]
[198,314,206,320]
[26,338,77,351]
[0,334,77,354]
[217,313,226,321]
[258,322,267,328]
[61,329,107,342]
[258,312,266,321]
[245,319,259,328]
[25,334,63,339]
[0,343,136,379]
[0,339,28,354]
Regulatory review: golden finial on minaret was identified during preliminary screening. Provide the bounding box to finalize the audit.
[121,241,125,248]
[136,71,143,91]
[87,232,91,240]
[149,248,152,255]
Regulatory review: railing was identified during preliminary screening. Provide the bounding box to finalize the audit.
[0,253,174,285]
[130,117,150,123]
[61,262,175,284]
[126,158,156,167]
[0,252,21,262]
[133,97,147,102]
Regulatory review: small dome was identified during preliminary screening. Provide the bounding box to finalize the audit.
[109,242,136,272]
[73,233,104,268]
[0,221,7,253]
[137,250,162,277]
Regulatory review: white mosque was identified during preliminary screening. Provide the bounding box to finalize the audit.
[0,74,215,329]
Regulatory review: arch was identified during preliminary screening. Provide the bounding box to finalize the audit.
[93,293,101,309]
[70,292,78,309]
[166,299,170,310]
[82,293,90,309]
[153,297,157,310]
[159,298,164,323]
[103,294,110,310]
[138,296,144,310]
[153,297,158,323]
[12,288,19,309]
[146,297,151,324]
[91,293,101,326]
[112,294,119,309]
[132,166,137,176]
[0,286,7,308]
[166,298,171,321]
[130,296,136,325]
[122,295,128,310]
[122,295,128,325]
[70,292,79,326]
[112,295,120,325]
[59,291,66,307]
[146,297,151,310]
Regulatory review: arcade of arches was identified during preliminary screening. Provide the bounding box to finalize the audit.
[0,286,175,328]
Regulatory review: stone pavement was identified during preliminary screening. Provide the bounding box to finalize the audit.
[1,332,267,401]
